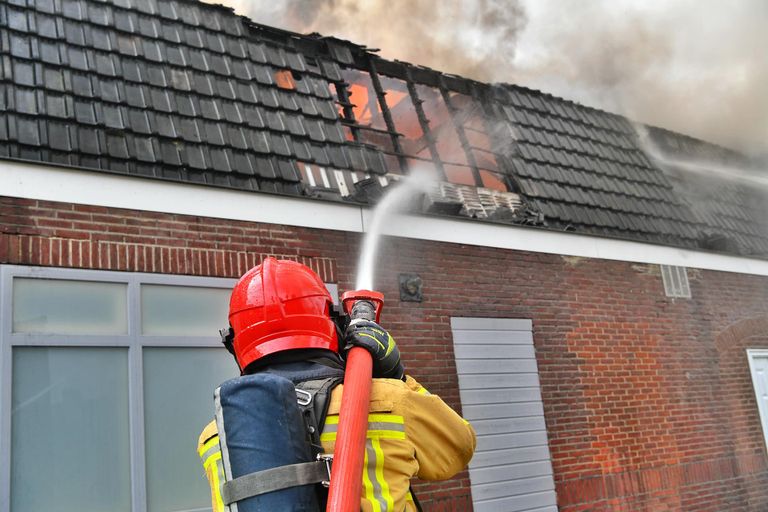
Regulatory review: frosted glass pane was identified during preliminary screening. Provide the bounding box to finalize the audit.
[11,347,131,512]
[12,278,127,334]
[143,347,237,512]
[141,285,230,336]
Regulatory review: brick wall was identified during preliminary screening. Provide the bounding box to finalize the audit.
[3,195,768,511]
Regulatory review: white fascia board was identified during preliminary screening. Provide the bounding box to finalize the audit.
[3,160,768,277]
[368,210,768,276]
[0,161,362,232]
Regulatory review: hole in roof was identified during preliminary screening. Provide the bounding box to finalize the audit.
[274,69,296,90]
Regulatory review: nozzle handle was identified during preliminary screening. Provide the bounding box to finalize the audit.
[341,290,384,323]
[350,300,376,321]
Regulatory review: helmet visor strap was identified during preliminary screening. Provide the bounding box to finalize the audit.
[219,326,236,357]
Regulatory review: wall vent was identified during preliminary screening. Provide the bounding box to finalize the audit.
[661,265,691,298]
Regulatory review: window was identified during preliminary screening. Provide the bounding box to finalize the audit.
[12,347,131,512]
[660,265,691,298]
[0,266,238,512]
[13,278,127,334]
[748,349,768,452]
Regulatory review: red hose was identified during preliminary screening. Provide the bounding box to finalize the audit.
[326,346,373,511]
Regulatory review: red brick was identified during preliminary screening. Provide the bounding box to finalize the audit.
[2,195,768,512]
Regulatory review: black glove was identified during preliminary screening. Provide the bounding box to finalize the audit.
[343,320,405,380]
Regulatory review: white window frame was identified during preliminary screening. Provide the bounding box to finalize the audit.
[0,264,237,512]
[747,349,768,453]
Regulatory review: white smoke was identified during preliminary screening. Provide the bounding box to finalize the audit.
[217,0,526,84]
[211,0,767,157]
[512,0,768,157]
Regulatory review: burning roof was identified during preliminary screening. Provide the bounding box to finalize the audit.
[0,0,766,257]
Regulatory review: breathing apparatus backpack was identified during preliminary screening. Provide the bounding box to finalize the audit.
[212,372,342,512]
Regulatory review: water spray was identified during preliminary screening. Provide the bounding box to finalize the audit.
[327,172,433,511]
[355,173,435,290]
[636,124,768,190]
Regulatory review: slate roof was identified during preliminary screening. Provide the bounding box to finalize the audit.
[1,0,767,258]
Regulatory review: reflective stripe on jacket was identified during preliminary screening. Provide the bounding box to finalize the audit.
[197,375,476,512]
[198,420,227,512]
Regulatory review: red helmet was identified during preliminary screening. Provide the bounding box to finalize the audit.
[228,257,338,371]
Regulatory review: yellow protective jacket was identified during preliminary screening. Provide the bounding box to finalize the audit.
[198,375,476,512]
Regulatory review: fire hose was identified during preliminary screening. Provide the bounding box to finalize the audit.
[326,290,384,512]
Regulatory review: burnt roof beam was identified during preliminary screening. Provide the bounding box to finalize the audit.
[403,66,446,181]
[368,57,408,173]
[438,75,482,187]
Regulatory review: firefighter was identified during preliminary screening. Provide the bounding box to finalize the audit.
[198,258,476,511]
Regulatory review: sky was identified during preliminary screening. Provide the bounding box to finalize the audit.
[206,0,768,158]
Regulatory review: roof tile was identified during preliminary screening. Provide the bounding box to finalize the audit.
[327,146,348,168]
[128,109,151,134]
[236,82,257,103]
[209,147,231,171]
[132,136,156,162]
[292,140,312,161]
[206,32,226,54]
[226,37,247,59]
[159,140,181,165]
[242,105,265,128]
[230,149,254,175]
[326,41,354,65]
[230,59,251,80]
[214,78,236,99]
[248,130,270,153]
[76,126,101,154]
[270,133,291,156]
[315,99,337,120]
[100,104,125,129]
[365,148,387,174]
[310,143,330,165]
[153,113,178,138]
[320,60,342,82]
[177,117,200,142]
[106,132,129,159]
[285,51,306,72]
[61,0,84,21]
[221,101,243,123]
[175,94,196,116]
[247,65,271,86]
[296,95,319,117]
[265,110,285,132]
[162,23,182,43]
[277,158,300,181]
[15,116,40,146]
[202,121,224,145]
[183,144,207,169]
[264,46,286,68]
[251,154,278,178]
[150,88,172,111]
[255,86,278,108]
[226,125,248,149]
[48,122,72,151]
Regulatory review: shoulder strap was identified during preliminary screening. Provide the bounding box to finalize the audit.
[295,376,343,449]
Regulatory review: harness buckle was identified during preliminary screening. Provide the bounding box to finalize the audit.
[296,388,312,406]
[317,453,333,487]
